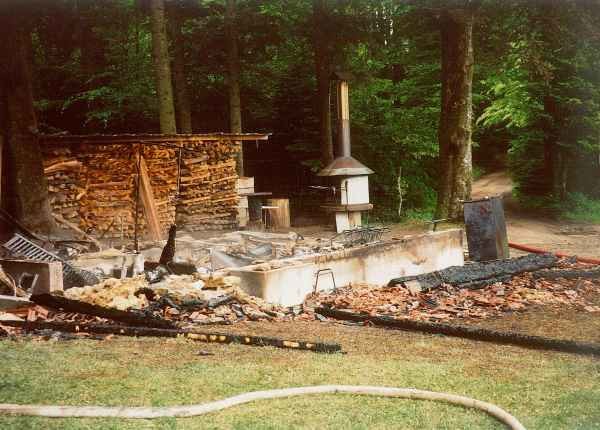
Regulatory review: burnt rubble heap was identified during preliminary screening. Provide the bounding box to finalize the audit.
[307,258,600,322]
[1,250,599,333]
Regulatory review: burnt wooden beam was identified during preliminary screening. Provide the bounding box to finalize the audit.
[388,253,558,290]
[316,307,600,357]
[1,320,342,353]
[30,294,175,329]
[533,267,600,280]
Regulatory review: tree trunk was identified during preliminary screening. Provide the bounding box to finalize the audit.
[435,9,474,220]
[149,0,177,134]
[169,10,192,133]
[542,94,568,198]
[0,12,55,233]
[225,0,243,175]
[77,2,105,78]
[312,0,334,166]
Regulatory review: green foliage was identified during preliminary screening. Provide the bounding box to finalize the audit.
[562,193,600,224]
[476,41,544,130]
[32,0,157,132]
[347,6,441,218]
[26,0,600,217]
[476,4,600,201]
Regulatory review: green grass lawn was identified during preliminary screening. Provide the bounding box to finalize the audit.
[0,321,599,429]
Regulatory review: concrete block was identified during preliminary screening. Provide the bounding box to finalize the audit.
[1,259,63,294]
[0,295,33,311]
[231,229,464,307]
[340,175,369,205]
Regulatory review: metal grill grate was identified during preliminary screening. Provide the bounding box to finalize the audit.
[330,226,389,247]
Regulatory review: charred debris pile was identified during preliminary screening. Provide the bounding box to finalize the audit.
[0,217,599,354]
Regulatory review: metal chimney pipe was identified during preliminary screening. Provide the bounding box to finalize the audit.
[336,79,351,157]
[317,72,373,177]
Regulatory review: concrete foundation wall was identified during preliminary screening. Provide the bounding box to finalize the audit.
[231,229,464,306]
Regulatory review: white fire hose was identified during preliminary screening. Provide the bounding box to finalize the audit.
[0,385,526,429]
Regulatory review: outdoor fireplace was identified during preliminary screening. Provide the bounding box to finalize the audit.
[318,72,373,233]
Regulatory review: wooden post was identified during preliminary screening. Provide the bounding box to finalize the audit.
[0,136,3,207]
[139,156,162,241]
[266,198,290,229]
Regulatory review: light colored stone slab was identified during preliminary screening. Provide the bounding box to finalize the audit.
[231,229,464,306]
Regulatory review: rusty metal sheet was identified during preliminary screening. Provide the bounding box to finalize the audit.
[463,196,509,261]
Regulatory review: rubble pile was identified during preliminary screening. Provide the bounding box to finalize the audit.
[308,262,600,322]
[43,273,294,326]
[64,276,149,310]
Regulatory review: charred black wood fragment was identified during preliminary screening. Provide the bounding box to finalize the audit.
[316,307,600,357]
[1,320,342,353]
[388,253,558,290]
[533,267,600,280]
[30,294,175,329]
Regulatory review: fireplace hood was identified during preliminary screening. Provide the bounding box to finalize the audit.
[317,155,373,177]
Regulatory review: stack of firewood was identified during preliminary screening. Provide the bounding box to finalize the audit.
[43,148,86,224]
[141,146,178,232]
[41,136,241,238]
[176,140,240,231]
[79,145,138,236]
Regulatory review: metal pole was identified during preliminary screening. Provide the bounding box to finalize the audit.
[337,80,351,157]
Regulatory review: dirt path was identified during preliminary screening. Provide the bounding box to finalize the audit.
[472,171,600,259]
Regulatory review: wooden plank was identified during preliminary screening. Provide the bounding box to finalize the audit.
[316,307,600,357]
[0,135,3,205]
[210,175,238,184]
[182,156,209,165]
[266,198,291,229]
[179,195,211,205]
[138,155,163,241]
[212,196,238,204]
[2,320,342,353]
[40,133,270,145]
[0,295,33,311]
[88,181,129,189]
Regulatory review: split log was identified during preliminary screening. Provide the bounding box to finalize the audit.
[1,320,342,353]
[388,253,558,291]
[30,294,174,329]
[315,307,600,357]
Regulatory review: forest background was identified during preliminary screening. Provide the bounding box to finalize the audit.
[3,0,600,227]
